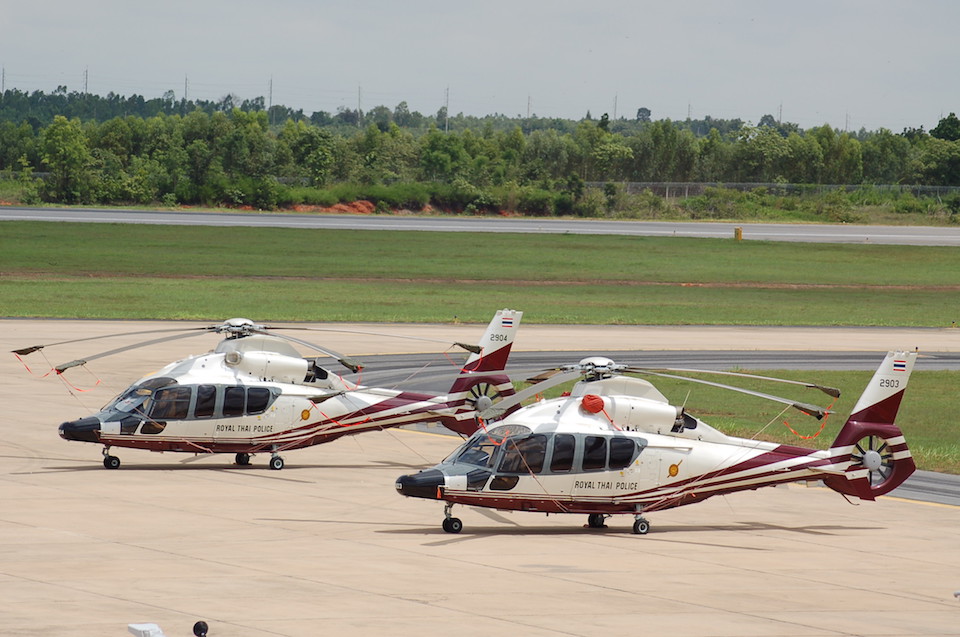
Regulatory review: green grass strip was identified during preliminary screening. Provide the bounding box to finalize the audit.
[2,221,959,325]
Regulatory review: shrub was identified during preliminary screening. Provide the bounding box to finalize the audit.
[516,188,555,216]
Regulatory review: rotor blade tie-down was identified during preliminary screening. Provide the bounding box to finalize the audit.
[782,397,837,440]
[443,349,484,374]
[12,352,55,378]
[55,364,102,393]
[307,399,373,431]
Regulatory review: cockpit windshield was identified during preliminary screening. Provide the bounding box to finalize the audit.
[111,388,152,413]
[444,424,532,468]
[106,377,177,414]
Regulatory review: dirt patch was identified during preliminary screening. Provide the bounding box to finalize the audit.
[290,201,377,215]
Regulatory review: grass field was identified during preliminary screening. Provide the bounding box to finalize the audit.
[2,220,959,325]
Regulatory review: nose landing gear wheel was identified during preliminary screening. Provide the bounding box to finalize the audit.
[632,518,650,535]
[103,455,121,470]
[442,517,463,534]
[269,455,284,470]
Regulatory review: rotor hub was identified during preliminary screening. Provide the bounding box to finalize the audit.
[578,356,622,380]
[861,449,883,471]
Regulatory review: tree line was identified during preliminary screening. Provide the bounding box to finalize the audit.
[1,87,958,212]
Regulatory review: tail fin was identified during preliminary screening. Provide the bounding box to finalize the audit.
[440,309,522,435]
[824,350,917,500]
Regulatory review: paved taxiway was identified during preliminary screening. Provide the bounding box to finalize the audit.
[6,206,960,245]
[2,320,959,636]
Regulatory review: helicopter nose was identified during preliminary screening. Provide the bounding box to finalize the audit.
[59,417,102,443]
[395,469,445,499]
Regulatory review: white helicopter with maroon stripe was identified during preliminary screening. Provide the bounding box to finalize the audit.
[15,309,522,470]
[397,350,917,534]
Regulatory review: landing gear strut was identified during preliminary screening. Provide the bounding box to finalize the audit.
[587,513,608,529]
[102,447,120,470]
[442,502,462,534]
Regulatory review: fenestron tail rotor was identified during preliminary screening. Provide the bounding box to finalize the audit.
[466,382,502,413]
[850,434,895,487]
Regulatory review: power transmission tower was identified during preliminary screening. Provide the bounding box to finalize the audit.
[445,86,450,133]
[83,67,88,93]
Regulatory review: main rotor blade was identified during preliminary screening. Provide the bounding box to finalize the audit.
[626,367,841,399]
[13,326,210,357]
[252,329,363,373]
[271,326,482,354]
[478,370,583,420]
[55,331,211,373]
[629,370,830,420]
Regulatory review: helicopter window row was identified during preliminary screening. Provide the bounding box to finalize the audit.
[145,384,277,421]
[474,431,643,478]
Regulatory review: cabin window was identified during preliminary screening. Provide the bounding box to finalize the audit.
[194,385,217,418]
[223,386,245,417]
[498,434,547,474]
[148,386,191,420]
[140,421,166,435]
[247,387,272,415]
[609,438,636,469]
[583,436,607,471]
[490,475,520,490]
[550,434,576,472]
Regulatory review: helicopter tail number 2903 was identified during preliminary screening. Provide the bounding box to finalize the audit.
[397,350,918,534]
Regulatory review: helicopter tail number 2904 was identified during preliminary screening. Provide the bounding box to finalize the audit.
[19,309,523,470]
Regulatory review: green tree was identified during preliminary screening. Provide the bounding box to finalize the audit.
[915,137,960,185]
[931,113,960,142]
[40,115,94,203]
[861,128,911,183]
[419,127,468,181]
[695,128,731,181]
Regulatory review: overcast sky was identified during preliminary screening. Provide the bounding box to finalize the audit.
[2,0,958,131]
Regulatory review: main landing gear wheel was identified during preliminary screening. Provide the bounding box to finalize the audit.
[103,455,121,470]
[235,452,251,466]
[442,517,463,534]
[587,513,608,529]
[269,455,285,471]
[632,518,650,535]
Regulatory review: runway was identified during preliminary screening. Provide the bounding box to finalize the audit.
[2,320,959,636]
